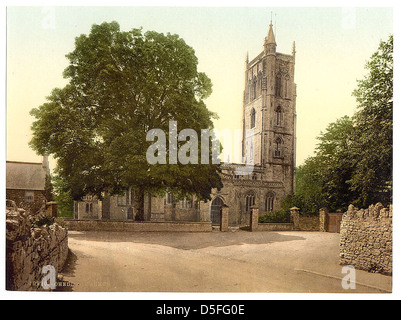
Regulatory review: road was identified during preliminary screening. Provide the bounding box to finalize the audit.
[59,230,392,293]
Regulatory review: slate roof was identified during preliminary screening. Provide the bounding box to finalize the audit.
[6,161,48,191]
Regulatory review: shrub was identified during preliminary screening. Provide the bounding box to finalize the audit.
[54,217,66,228]
[259,209,291,223]
[34,215,55,227]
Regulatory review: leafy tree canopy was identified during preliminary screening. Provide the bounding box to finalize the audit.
[30,22,222,219]
[349,35,393,206]
[288,35,393,213]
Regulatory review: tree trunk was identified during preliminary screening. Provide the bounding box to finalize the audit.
[133,188,145,221]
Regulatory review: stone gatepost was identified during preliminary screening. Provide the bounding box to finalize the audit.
[319,208,329,232]
[250,206,259,232]
[45,201,58,218]
[290,207,300,230]
[220,204,229,232]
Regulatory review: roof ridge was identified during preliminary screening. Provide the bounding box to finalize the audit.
[6,161,42,165]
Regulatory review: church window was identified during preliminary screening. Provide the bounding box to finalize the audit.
[249,140,254,162]
[166,192,173,205]
[275,106,283,126]
[257,72,263,96]
[265,193,275,212]
[252,77,257,100]
[245,193,256,213]
[284,80,288,98]
[285,76,291,98]
[274,137,283,157]
[248,79,252,101]
[117,190,129,206]
[181,197,193,209]
[85,203,93,213]
[250,108,256,128]
[276,75,282,97]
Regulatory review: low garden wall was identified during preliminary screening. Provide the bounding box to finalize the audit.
[299,216,320,231]
[64,219,212,232]
[256,207,319,232]
[257,223,294,231]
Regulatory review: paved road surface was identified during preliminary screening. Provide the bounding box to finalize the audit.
[59,230,392,293]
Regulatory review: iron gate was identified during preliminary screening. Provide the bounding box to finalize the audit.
[210,197,224,225]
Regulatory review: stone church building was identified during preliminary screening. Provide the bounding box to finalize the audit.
[75,22,297,227]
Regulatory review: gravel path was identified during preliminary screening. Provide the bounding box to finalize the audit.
[59,230,392,293]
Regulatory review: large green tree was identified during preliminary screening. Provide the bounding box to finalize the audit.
[292,116,355,213]
[290,35,393,213]
[30,21,222,220]
[348,35,393,207]
[315,116,356,211]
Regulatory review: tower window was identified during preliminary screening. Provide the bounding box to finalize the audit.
[252,77,257,100]
[257,72,263,96]
[276,75,282,97]
[250,108,256,128]
[284,79,288,98]
[284,76,291,98]
[275,106,283,126]
[274,138,283,157]
[248,79,252,102]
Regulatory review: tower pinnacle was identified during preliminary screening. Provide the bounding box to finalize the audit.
[266,22,276,45]
[264,19,277,55]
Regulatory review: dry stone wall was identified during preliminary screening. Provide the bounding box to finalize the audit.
[339,203,392,275]
[6,207,68,291]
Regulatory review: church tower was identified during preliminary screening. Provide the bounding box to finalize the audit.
[242,21,297,196]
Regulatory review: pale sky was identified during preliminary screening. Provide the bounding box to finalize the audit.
[5,5,394,171]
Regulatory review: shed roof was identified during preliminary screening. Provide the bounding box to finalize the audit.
[6,161,48,191]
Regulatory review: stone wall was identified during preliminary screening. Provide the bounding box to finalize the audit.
[258,223,294,231]
[6,189,47,216]
[255,217,318,232]
[64,219,212,232]
[299,216,320,231]
[339,203,392,275]
[6,207,69,291]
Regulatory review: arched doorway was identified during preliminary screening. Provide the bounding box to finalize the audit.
[210,197,224,225]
